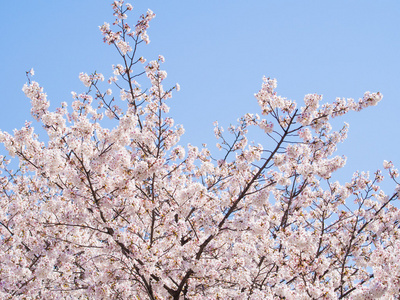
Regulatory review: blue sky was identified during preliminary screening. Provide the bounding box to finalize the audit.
[1,1,399,186]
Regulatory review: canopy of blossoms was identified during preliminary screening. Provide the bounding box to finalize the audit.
[0,1,398,299]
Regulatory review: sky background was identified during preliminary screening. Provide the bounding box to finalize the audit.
[1,1,399,188]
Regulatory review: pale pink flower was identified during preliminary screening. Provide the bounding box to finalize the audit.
[383,160,393,169]
[79,72,91,87]
[126,3,133,11]
[116,40,132,55]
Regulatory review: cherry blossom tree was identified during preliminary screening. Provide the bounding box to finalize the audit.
[0,1,399,299]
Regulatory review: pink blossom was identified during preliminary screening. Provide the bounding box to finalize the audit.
[116,40,132,55]
[79,72,92,87]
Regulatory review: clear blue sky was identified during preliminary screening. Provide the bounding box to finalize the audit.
[1,1,399,186]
